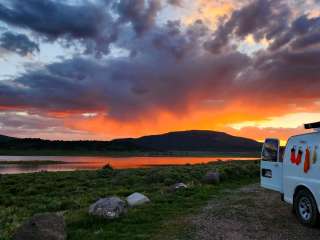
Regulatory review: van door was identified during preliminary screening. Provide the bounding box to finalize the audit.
[260,138,283,192]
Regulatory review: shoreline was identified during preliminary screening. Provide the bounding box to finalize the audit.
[0,156,260,176]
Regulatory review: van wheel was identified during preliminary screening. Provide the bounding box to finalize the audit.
[294,189,319,227]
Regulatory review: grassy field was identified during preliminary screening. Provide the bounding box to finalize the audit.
[0,160,260,240]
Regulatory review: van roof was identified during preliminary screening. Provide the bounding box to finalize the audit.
[287,131,320,144]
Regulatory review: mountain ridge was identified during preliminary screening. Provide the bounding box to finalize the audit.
[111,130,261,152]
[0,130,262,154]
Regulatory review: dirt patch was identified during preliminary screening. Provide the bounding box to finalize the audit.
[190,184,320,240]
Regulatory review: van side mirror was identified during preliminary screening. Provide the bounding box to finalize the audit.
[261,138,280,162]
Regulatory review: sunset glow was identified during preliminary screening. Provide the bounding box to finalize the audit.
[0,0,320,143]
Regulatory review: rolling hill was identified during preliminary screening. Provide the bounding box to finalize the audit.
[0,134,17,142]
[0,130,262,155]
[112,130,262,152]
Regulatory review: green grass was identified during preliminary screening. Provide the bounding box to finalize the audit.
[0,160,260,240]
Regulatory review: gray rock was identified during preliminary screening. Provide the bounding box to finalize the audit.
[13,213,66,240]
[126,192,150,207]
[202,171,220,184]
[169,182,188,192]
[89,196,127,219]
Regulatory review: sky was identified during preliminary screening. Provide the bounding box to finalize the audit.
[0,0,320,143]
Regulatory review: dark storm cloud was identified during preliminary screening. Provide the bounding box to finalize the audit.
[0,0,103,38]
[0,30,249,120]
[0,58,107,111]
[204,0,290,53]
[0,31,39,56]
[115,0,162,35]
[114,19,209,61]
[0,0,166,56]
[142,20,209,59]
[167,0,183,7]
[0,0,117,55]
[235,48,320,104]
[268,15,320,51]
[292,31,320,49]
[278,15,320,50]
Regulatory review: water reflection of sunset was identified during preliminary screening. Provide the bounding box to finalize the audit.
[0,156,258,174]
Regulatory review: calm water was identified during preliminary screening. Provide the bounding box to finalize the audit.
[0,156,258,174]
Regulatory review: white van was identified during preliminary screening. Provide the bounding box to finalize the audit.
[261,122,320,227]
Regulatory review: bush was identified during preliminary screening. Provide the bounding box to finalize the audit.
[102,163,113,170]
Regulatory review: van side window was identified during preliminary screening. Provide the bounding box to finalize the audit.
[262,139,279,162]
[279,147,284,162]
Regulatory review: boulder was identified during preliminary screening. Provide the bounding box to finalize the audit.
[126,192,150,207]
[89,196,127,219]
[169,182,188,192]
[13,213,66,240]
[202,171,220,184]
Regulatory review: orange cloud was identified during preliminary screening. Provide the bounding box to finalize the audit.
[182,0,234,27]
[225,126,307,146]
[62,97,319,142]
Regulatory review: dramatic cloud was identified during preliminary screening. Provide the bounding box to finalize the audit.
[116,0,162,35]
[204,0,290,53]
[0,0,166,56]
[237,49,320,109]
[0,51,249,120]
[167,0,183,7]
[0,31,39,56]
[270,14,320,50]
[0,0,117,55]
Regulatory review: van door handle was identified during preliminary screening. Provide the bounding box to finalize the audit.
[274,163,279,167]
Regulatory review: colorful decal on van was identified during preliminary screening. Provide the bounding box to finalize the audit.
[304,146,311,173]
[296,147,303,165]
[291,147,296,164]
[312,145,318,164]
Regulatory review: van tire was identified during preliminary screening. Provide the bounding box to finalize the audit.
[293,189,319,227]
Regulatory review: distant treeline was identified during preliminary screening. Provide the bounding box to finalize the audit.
[0,137,144,155]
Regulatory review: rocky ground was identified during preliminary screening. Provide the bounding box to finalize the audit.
[188,184,320,240]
